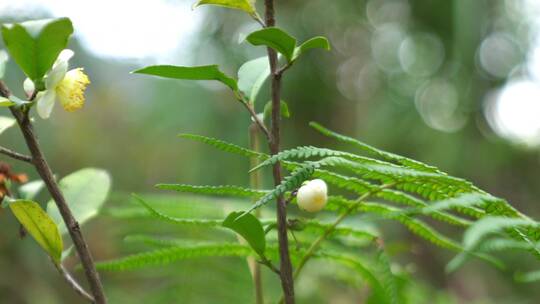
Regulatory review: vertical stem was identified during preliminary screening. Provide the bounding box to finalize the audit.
[263,1,295,303]
[249,123,264,304]
[0,80,107,304]
[10,107,107,304]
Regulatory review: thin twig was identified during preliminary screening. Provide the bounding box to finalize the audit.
[0,80,107,303]
[0,146,32,163]
[55,263,95,303]
[242,101,271,140]
[258,256,281,275]
[263,1,296,303]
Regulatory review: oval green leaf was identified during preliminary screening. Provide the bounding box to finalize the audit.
[133,65,238,91]
[246,27,297,62]
[237,56,270,103]
[47,168,111,235]
[9,199,63,264]
[0,116,16,134]
[223,211,266,256]
[194,0,257,16]
[293,36,331,61]
[1,18,73,82]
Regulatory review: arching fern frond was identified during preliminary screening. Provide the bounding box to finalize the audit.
[318,156,476,201]
[95,243,252,271]
[179,133,267,159]
[359,202,461,251]
[133,195,223,227]
[309,122,440,173]
[249,146,390,173]
[319,251,392,304]
[156,184,268,199]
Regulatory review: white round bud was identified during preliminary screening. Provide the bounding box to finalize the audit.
[297,179,328,212]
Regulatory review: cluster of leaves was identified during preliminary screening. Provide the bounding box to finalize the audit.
[1,168,111,265]
[0,18,112,268]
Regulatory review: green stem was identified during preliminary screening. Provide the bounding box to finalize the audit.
[249,123,265,304]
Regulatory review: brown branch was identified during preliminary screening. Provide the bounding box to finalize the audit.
[0,80,107,304]
[0,146,32,163]
[263,1,295,303]
[242,101,270,140]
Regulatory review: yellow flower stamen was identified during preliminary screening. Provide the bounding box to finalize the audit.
[55,68,90,112]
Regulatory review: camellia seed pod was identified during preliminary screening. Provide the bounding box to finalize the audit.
[296,179,328,212]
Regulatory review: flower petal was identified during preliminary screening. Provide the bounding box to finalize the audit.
[36,90,56,119]
[45,49,74,89]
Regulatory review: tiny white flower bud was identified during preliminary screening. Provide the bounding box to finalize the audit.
[297,179,328,212]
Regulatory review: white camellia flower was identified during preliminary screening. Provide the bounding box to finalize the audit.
[297,179,328,212]
[24,49,90,119]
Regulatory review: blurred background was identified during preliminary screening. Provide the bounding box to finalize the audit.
[1,0,540,303]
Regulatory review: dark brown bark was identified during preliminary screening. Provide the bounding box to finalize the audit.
[263,1,295,303]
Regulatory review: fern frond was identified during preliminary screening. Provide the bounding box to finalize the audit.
[462,217,540,250]
[376,190,472,227]
[156,184,268,199]
[419,193,520,219]
[376,248,400,304]
[515,270,540,283]
[312,169,373,195]
[304,219,378,240]
[318,157,475,200]
[179,133,267,159]
[133,195,223,227]
[319,251,391,304]
[479,238,539,252]
[359,202,461,251]
[95,243,252,271]
[245,162,316,213]
[310,122,440,173]
[250,146,390,173]
[124,235,201,248]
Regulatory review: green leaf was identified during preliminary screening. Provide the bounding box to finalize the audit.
[47,168,111,235]
[263,100,290,121]
[18,180,45,200]
[1,18,73,81]
[237,56,270,103]
[246,27,297,62]
[0,116,16,135]
[0,97,15,107]
[223,211,266,256]
[194,0,257,16]
[0,50,8,79]
[293,36,330,61]
[133,65,238,91]
[8,199,63,264]
[515,270,540,283]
